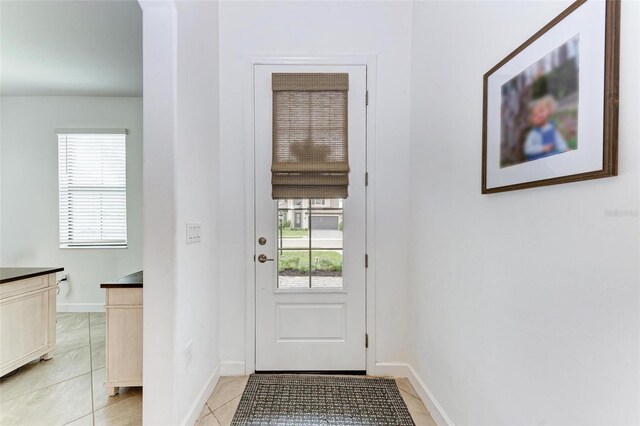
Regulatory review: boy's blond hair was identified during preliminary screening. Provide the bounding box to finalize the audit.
[529,94,557,114]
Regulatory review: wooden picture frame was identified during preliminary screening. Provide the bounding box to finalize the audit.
[482,0,620,194]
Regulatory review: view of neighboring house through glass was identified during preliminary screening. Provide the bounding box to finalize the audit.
[277,199,343,289]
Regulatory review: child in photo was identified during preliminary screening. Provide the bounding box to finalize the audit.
[524,94,569,161]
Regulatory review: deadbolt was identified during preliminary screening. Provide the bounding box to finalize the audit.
[258,237,267,246]
[257,254,274,263]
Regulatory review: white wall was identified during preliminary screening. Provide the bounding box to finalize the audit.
[0,96,143,311]
[218,0,414,371]
[141,1,221,424]
[408,1,640,424]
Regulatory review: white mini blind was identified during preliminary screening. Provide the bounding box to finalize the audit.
[57,132,127,248]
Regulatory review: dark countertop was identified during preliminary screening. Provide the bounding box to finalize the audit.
[0,267,64,284]
[101,271,143,288]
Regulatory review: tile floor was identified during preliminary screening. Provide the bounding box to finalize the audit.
[195,375,437,426]
[1,313,435,425]
[0,312,142,426]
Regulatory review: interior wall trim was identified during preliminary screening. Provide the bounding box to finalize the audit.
[221,361,246,376]
[374,362,454,426]
[56,303,104,313]
[180,362,221,426]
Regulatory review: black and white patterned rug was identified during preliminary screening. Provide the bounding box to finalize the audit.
[231,374,415,425]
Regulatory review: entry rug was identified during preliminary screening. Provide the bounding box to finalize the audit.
[231,374,415,425]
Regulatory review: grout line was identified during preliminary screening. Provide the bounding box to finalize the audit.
[210,389,245,422]
[395,382,420,399]
[209,393,241,414]
[62,413,92,426]
[0,371,92,405]
[52,342,92,357]
[198,403,213,421]
[204,403,214,415]
[87,314,96,426]
[56,312,90,335]
[2,313,105,425]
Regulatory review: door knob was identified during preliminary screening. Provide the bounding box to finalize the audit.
[257,254,274,263]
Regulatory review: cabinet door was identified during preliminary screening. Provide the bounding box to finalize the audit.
[106,306,143,384]
[1,290,48,370]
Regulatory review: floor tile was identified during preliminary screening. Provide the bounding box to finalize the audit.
[93,392,142,426]
[206,376,248,411]
[0,346,91,403]
[400,389,437,426]
[55,326,91,354]
[92,367,141,411]
[64,413,94,425]
[91,343,105,371]
[0,373,92,426]
[90,324,105,344]
[396,377,419,398]
[198,403,212,420]
[197,412,221,426]
[212,395,241,426]
[57,313,90,334]
[89,312,105,326]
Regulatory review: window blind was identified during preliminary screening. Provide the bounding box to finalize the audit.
[271,73,350,199]
[57,132,127,248]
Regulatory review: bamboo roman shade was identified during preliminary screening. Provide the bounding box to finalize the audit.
[271,73,349,199]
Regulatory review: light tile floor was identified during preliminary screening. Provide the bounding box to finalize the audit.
[195,375,437,426]
[2,313,434,425]
[0,312,142,426]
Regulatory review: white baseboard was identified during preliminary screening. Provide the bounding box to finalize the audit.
[57,303,104,313]
[371,361,411,378]
[220,361,246,376]
[374,362,454,426]
[180,362,221,426]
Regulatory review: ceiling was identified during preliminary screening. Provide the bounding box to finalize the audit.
[1,0,142,96]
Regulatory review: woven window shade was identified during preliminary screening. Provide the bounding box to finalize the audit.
[272,73,349,199]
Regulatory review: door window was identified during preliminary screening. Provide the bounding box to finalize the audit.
[277,198,343,289]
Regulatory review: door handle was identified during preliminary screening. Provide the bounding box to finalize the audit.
[257,254,274,263]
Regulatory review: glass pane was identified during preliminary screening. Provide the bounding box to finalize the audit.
[278,207,309,250]
[310,199,343,289]
[310,200,343,251]
[278,249,310,289]
[276,198,344,289]
[311,250,342,288]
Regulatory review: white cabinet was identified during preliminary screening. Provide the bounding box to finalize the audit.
[0,272,58,376]
[102,272,143,396]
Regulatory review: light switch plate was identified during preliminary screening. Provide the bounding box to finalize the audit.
[186,222,202,244]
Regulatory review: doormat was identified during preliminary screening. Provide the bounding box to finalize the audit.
[231,374,415,425]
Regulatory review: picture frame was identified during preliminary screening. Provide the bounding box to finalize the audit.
[482,0,620,194]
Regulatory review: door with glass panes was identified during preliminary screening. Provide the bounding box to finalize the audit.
[254,64,367,371]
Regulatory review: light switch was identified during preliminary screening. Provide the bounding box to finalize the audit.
[186,222,202,244]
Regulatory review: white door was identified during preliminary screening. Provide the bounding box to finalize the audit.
[254,64,367,371]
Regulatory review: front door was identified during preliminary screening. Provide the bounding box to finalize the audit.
[254,64,367,371]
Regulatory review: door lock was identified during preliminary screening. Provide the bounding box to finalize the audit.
[257,254,274,263]
[258,237,267,246]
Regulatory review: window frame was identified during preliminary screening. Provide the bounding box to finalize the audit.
[57,129,128,249]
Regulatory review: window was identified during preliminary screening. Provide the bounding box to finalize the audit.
[277,198,344,289]
[57,130,127,248]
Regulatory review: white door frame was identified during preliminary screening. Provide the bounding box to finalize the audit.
[243,55,378,374]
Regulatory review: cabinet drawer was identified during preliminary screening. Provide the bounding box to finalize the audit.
[107,288,142,306]
[0,276,47,300]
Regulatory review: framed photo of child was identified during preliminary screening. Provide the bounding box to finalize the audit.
[482,0,620,194]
